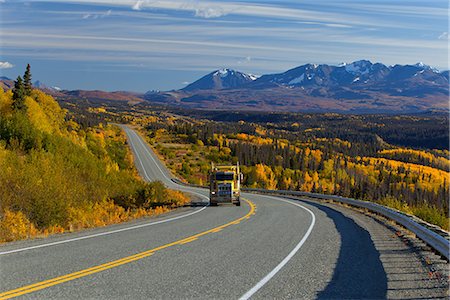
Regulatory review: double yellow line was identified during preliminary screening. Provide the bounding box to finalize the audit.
[0,200,256,299]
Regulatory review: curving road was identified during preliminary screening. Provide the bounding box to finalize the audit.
[0,125,446,299]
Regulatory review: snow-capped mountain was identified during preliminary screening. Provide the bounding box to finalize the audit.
[249,60,443,91]
[143,60,448,113]
[414,62,439,73]
[1,78,63,92]
[344,60,373,74]
[182,68,257,91]
[33,80,62,92]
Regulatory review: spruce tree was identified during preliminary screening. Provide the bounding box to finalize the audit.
[23,63,32,96]
[12,76,26,111]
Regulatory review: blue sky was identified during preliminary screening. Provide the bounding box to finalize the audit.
[0,0,448,92]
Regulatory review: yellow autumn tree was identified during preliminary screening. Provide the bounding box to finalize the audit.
[250,163,277,189]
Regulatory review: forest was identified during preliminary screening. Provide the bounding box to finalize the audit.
[124,108,448,230]
[48,96,450,229]
[0,67,189,243]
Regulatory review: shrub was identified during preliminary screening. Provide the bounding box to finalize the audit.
[0,210,37,242]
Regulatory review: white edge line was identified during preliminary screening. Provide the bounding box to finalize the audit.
[0,207,207,256]
[239,196,316,300]
[128,128,151,181]
[0,127,208,256]
[129,128,173,182]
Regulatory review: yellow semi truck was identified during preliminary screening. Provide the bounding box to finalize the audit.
[209,163,242,206]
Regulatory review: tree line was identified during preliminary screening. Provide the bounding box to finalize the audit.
[144,116,449,229]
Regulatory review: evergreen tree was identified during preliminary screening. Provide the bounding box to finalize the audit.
[23,64,32,96]
[12,76,26,111]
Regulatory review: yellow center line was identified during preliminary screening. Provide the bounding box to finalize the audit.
[0,199,256,300]
[178,237,198,245]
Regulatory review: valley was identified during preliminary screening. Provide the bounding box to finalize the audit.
[60,97,449,229]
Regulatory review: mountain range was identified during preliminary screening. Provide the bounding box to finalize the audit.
[1,60,448,113]
[143,60,448,113]
[0,78,62,94]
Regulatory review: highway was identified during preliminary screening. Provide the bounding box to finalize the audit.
[0,125,447,299]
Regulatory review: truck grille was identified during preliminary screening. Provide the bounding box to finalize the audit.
[218,183,232,196]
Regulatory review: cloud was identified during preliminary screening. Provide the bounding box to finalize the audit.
[438,32,448,40]
[82,9,111,19]
[194,7,227,18]
[237,56,252,64]
[182,81,190,85]
[177,1,229,18]
[29,0,440,30]
[324,23,352,29]
[3,1,448,72]
[0,61,14,69]
[132,0,144,11]
[341,4,447,18]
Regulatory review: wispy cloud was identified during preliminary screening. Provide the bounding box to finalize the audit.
[194,6,227,18]
[30,0,378,28]
[132,0,144,11]
[438,32,448,40]
[340,3,448,18]
[237,56,252,65]
[176,0,231,18]
[2,0,447,90]
[3,28,445,71]
[0,61,14,69]
[27,0,442,30]
[82,9,111,19]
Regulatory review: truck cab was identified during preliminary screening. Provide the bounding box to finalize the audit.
[209,163,242,206]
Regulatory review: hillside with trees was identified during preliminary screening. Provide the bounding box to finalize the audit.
[0,66,189,243]
[129,111,449,230]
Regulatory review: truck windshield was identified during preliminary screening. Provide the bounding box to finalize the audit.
[215,172,234,181]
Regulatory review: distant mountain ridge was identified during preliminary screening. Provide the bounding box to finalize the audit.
[143,60,448,113]
[0,78,144,104]
[182,68,258,91]
[181,60,445,93]
[33,80,62,92]
[0,77,63,94]
[0,76,14,90]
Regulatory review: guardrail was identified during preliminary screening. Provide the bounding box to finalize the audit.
[242,187,450,261]
[171,179,449,260]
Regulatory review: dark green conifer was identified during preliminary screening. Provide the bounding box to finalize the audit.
[23,63,32,96]
[12,76,26,111]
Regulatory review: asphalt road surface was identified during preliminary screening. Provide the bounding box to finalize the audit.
[0,125,447,299]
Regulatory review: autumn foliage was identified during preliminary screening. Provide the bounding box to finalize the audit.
[143,115,449,230]
[0,85,189,243]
